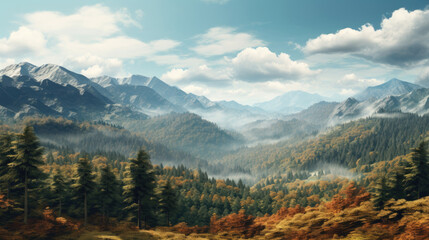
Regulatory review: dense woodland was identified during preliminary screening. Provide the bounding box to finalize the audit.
[1,116,429,239]
[21,117,250,178]
[119,113,241,160]
[221,114,429,177]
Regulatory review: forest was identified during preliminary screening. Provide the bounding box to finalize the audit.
[1,119,429,239]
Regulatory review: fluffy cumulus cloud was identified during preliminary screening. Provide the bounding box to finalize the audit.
[0,27,47,56]
[162,47,320,89]
[161,47,319,87]
[192,27,264,56]
[339,89,357,96]
[303,8,429,67]
[338,73,383,89]
[231,47,320,82]
[24,5,140,41]
[65,55,123,78]
[0,4,179,77]
[162,64,232,86]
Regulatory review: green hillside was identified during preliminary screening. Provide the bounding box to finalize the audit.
[121,113,241,159]
[221,114,429,177]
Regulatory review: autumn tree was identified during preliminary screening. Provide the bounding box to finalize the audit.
[74,157,96,226]
[123,149,156,229]
[326,182,370,213]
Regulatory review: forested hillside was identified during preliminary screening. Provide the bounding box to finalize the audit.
[120,112,242,159]
[1,125,429,239]
[240,118,319,145]
[221,114,429,177]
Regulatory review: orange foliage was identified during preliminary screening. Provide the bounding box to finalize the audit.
[1,211,78,240]
[209,210,264,238]
[255,205,305,228]
[325,182,370,213]
[171,222,208,235]
[397,218,429,240]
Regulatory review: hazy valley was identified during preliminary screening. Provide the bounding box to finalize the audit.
[2,2,429,239]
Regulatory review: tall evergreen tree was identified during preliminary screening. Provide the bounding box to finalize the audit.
[0,134,15,200]
[9,126,45,224]
[123,149,156,229]
[158,179,177,226]
[373,175,390,210]
[74,157,96,226]
[404,141,429,200]
[98,165,121,224]
[51,170,68,217]
[388,167,406,200]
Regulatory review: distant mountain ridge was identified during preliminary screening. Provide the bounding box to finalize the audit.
[93,75,207,110]
[93,74,271,128]
[0,62,270,129]
[3,62,429,133]
[0,74,145,121]
[354,78,423,101]
[254,91,327,115]
[0,62,112,103]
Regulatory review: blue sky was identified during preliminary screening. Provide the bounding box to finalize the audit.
[1,0,429,104]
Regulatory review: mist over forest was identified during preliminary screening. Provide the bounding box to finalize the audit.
[2,1,429,239]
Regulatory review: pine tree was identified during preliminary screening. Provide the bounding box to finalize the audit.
[388,167,406,200]
[74,157,96,226]
[51,170,68,217]
[123,149,156,229]
[158,179,177,226]
[9,126,45,224]
[372,175,390,210]
[404,141,429,200]
[0,134,15,200]
[98,165,121,224]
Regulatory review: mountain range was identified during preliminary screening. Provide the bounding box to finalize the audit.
[254,90,327,114]
[353,78,423,101]
[1,62,429,134]
[92,74,271,128]
[281,79,428,127]
[0,74,143,121]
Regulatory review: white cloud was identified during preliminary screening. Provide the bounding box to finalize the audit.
[65,54,123,78]
[303,8,429,67]
[231,47,320,82]
[338,73,383,89]
[162,47,319,86]
[57,37,180,59]
[81,65,104,78]
[181,84,211,96]
[340,89,357,96]
[0,4,179,77]
[24,4,140,41]
[0,27,46,56]
[162,64,232,86]
[192,27,264,56]
[149,39,181,52]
